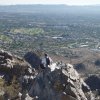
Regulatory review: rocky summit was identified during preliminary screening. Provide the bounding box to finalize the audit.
[29,63,94,100]
[0,50,94,100]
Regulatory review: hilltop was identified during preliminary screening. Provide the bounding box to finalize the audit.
[0,49,95,100]
[0,4,100,14]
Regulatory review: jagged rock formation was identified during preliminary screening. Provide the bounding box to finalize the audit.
[29,63,94,100]
[0,49,32,75]
[0,49,34,100]
[0,50,94,100]
[0,50,13,72]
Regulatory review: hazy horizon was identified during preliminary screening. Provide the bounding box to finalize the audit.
[0,0,100,6]
[0,4,100,6]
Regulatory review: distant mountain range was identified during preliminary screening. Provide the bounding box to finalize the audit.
[0,4,100,14]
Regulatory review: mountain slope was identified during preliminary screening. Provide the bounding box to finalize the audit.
[0,5,100,14]
[0,50,94,100]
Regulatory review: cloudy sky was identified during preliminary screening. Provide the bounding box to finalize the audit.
[0,0,100,5]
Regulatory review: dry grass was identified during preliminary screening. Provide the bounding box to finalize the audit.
[0,76,21,99]
[50,48,100,77]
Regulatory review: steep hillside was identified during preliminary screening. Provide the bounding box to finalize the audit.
[0,49,34,99]
[0,49,95,100]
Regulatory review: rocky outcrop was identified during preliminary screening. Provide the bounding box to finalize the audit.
[0,49,34,99]
[0,50,13,72]
[0,50,94,100]
[29,63,94,100]
[0,49,33,75]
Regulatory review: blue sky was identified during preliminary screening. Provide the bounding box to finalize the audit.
[0,0,100,5]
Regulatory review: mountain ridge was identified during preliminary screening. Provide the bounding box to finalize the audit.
[0,4,100,13]
[0,49,94,100]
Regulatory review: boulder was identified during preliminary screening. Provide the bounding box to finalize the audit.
[24,52,41,69]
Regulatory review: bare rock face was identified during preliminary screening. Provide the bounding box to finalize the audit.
[29,63,94,100]
[0,50,13,72]
[0,50,33,76]
[0,50,94,100]
[0,49,34,100]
